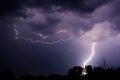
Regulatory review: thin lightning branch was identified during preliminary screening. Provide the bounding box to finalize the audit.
[38,33,48,39]
[14,25,19,40]
[56,30,67,34]
[83,42,96,68]
[14,25,72,44]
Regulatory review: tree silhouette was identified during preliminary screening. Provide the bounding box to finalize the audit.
[0,68,16,80]
[68,66,83,80]
[100,57,108,69]
[1,65,120,80]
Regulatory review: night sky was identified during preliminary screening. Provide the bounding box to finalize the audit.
[1,0,120,76]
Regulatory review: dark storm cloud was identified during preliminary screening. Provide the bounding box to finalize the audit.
[0,0,26,18]
[29,0,112,13]
[108,0,120,32]
[30,16,61,34]
[1,0,119,40]
[11,0,119,41]
[0,0,112,18]
[0,0,114,33]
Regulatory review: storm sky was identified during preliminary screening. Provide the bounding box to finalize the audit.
[1,0,120,76]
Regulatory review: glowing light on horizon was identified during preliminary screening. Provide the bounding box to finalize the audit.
[83,42,96,68]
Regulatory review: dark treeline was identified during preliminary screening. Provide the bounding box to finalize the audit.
[0,65,120,80]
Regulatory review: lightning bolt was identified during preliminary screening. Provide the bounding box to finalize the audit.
[14,25,72,44]
[83,42,96,68]
[82,42,96,75]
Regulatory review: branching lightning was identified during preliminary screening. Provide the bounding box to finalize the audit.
[14,25,72,44]
[83,42,96,68]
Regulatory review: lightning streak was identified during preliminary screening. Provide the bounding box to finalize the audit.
[14,25,19,40]
[83,42,96,68]
[38,33,48,39]
[14,26,72,44]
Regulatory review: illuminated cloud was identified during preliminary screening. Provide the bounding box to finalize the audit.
[81,21,116,42]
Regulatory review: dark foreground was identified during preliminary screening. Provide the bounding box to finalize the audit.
[0,65,120,80]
